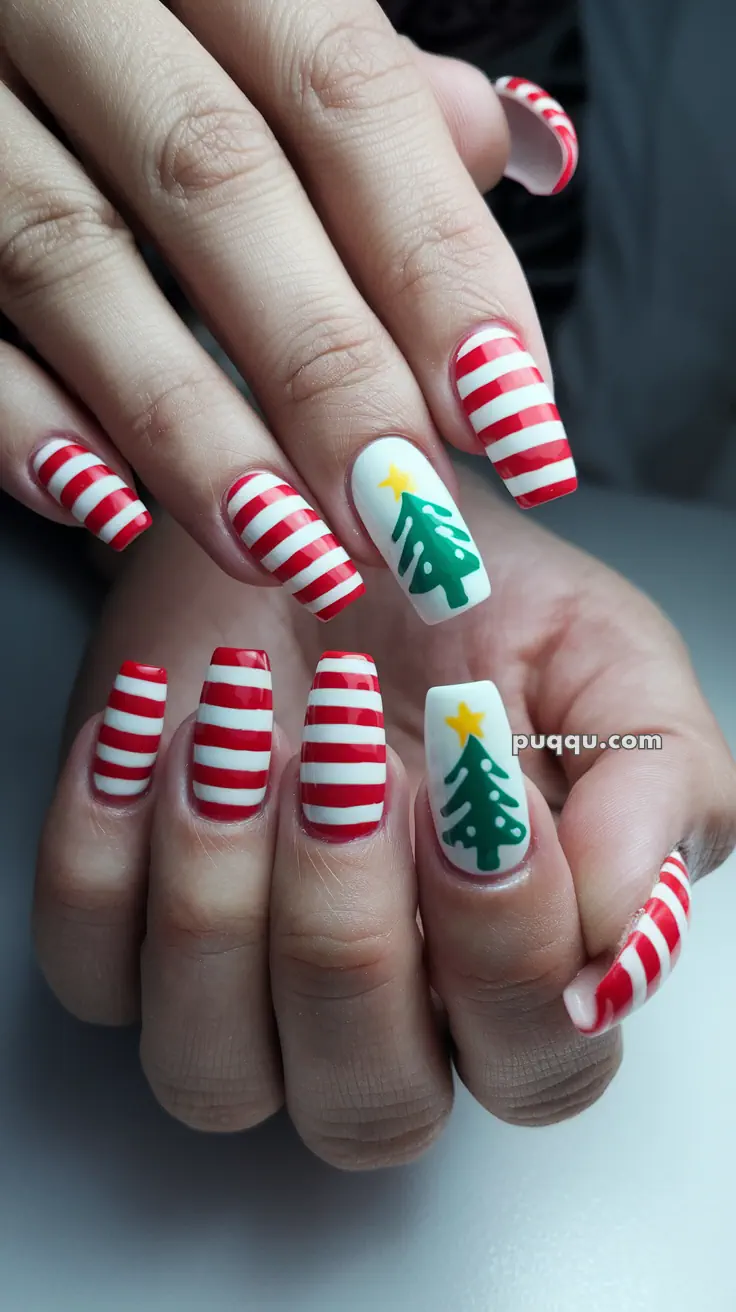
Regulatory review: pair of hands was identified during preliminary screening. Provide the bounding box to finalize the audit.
[34,476,736,1164]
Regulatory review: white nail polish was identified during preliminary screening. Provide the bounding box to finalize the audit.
[351,437,490,626]
[425,680,530,875]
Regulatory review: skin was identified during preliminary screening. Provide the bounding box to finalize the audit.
[33,467,736,1166]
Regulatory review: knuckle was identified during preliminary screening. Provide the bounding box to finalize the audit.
[282,315,389,411]
[146,1068,283,1134]
[296,19,420,117]
[0,189,130,303]
[155,887,267,961]
[482,1036,622,1128]
[276,924,399,1003]
[386,209,501,306]
[304,1100,450,1171]
[150,99,277,206]
[125,369,221,455]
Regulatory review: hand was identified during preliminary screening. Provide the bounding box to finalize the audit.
[32,468,736,1162]
[0,0,576,625]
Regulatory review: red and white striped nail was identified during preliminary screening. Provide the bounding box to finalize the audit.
[92,662,167,800]
[33,437,151,550]
[301,651,387,841]
[494,76,578,196]
[226,471,365,621]
[191,648,273,823]
[453,324,577,508]
[564,850,692,1036]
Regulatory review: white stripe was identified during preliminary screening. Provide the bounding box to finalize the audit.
[618,942,649,1011]
[97,500,148,544]
[494,75,512,92]
[205,664,271,689]
[511,81,541,100]
[33,438,74,473]
[468,381,553,431]
[46,452,103,499]
[636,912,672,984]
[300,761,387,785]
[70,474,127,523]
[95,743,158,768]
[93,774,149,797]
[308,688,382,710]
[456,325,517,359]
[283,546,348,595]
[652,882,689,939]
[547,113,573,131]
[316,657,377,677]
[455,350,536,399]
[307,572,364,616]
[260,519,328,572]
[104,708,164,736]
[227,471,281,520]
[504,457,577,497]
[303,723,385,745]
[115,674,167,701]
[240,494,315,547]
[529,95,565,115]
[302,802,384,826]
[196,704,273,731]
[192,783,266,807]
[661,858,690,894]
[193,745,271,771]
[486,420,567,463]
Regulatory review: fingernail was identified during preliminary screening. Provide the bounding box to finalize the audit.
[226,471,365,621]
[494,76,578,195]
[92,662,167,800]
[425,680,530,876]
[191,648,273,822]
[351,436,490,625]
[301,651,387,841]
[564,850,692,1036]
[32,437,152,550]
[453,325,577,508]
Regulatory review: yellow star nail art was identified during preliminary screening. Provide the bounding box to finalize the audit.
[378,464,416,500]
[445,702,485,746]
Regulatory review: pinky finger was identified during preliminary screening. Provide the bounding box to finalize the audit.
[0,339,151,549]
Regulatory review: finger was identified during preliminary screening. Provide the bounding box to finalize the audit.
[34,661,167,1024]
[174,0,576,506]
[141,649,284,1132]
[271,652,452,1169]
[419,677,620,1125]
[0,80,364,617]
[0,340,151,548]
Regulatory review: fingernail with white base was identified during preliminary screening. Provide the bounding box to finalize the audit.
[453,324,577,508]
[494,76,579,195]
[564,850,692,1036]
[425,680,530,876]
[33,437,152,550]
[92,662,167,801]
[301,651,387,841]
[191,648,273,823]
[351,436,490,626]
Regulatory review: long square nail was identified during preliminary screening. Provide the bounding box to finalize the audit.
[192,648,273,822]
[93,662,167,799]
[33,437,151,550]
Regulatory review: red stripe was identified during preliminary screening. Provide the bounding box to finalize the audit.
[200,683,272,711]
[226,472,260,501]
[305,705,384,727]
[314,579,366,621]
[108,689,166,718]
[305,820,380,842]
[193,724,272,752]
[664,852,688,877]
[515,477,577,509]
[191,765,269,789]
[649,899,681,954]
[35,442,89,485]
[292,559,356,606]
[631,931,662,987]
[658,871,690,917]
[210,648,270,671]
[301,741,386,764]
[321,650,374,662]
[272,531,336,584]
[119,662,166,683]
[476,401,561,445]
[312,671,380,692]
[230,481,298,536]
[454,333,521,380]
[57,463,106,510]
[92,757,152,782]
[461,366,544,413]
[595,961,633,1025]
[493,439,572,481]
[301,783,385,808]
[194,799,261,823]
[250,508,325,561]
[97,724,162,753]
[108,510,152,551]
[84,487,139,536]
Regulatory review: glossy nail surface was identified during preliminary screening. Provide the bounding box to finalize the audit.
[453,325,577,508]
[33,438,152,550]
[192,648,273,822]
[92,662,167,799]
[495,75,578,195]
[564,850,692,1036]
[351,436,490,625]
[425,680,530,876]
[301,652,386,841]
[226,471,364,621]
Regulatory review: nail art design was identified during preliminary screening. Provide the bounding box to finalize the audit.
[226,471,364,621]
[425,680,530,876]
[191,648,273,822]
[565,850,692,1036]
[33,438,151,550]
[494,76,578,195]
[351,437,490,625]
[92,662,167,799]
[301,652,386,841]
[453,325,577,508]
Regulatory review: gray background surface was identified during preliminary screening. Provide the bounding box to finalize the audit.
[3,485,734,1312]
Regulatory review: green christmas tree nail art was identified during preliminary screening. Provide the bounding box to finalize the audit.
[379,465,481,611]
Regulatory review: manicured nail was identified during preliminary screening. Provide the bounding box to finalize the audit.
[453,325,577,508]
[425,680,530,876]
[494,76,578,195]
[92,662,167,800]
[301,651,387,841]
[351,436,490,625]
[564,850,692,1036]
[191,648,273,822]
[226,471,364,621]
[33,437,151,550]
